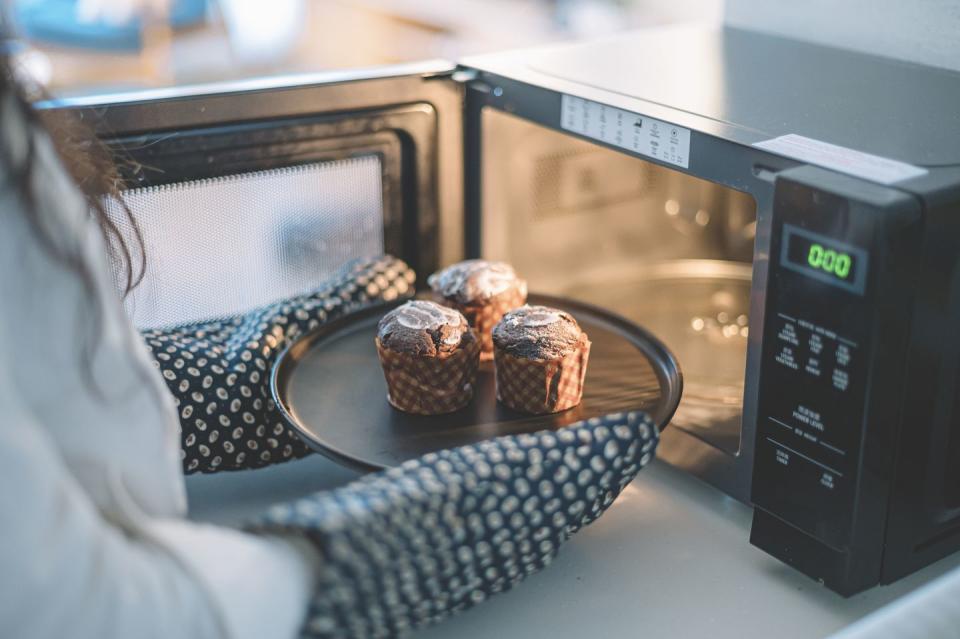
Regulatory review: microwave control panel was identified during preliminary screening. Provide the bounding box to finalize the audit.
[753,181,876,551]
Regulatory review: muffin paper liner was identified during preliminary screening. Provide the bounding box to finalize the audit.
[376,337,481,415]
[494,334,591,415]
[441,288,527,359]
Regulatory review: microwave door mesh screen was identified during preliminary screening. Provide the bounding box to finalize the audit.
[103,156,385,329]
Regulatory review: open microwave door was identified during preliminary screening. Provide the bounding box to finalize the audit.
[41,62,464,329]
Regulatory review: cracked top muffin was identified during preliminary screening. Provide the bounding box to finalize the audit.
[428,260,526,305]
[375,300,480,415]
[492,305,584,360]
[428,260,527,357]
[492,304,591,415]
[376,300,476,357]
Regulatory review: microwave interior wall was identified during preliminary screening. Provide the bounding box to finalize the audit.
[479,109,758,462]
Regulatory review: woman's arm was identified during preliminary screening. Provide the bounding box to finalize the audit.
[0,345,315,639]
[251,410,659,637]
[142,256,416,474]
[0,101,315,638]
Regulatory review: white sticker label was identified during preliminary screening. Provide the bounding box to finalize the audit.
[561,94,690,168]
[754,134,927,185]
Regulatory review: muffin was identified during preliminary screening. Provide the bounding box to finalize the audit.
[492,305,591,415]
[428,260,527,358]
[375,300,481,415]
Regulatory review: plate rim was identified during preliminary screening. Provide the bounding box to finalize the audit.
[270,293,683,472]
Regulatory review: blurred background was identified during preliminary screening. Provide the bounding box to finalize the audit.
[2,0,724,95]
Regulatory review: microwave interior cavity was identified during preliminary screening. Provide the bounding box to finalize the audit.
[479,109,757,465]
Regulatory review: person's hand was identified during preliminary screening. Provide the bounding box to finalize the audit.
[252,411,660,637]
[75,0,171,25]
[143,255,417,474]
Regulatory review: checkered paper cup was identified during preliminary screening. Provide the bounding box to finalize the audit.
[441,288,527,360]
[494,334,591,414]
[375,337,481,415]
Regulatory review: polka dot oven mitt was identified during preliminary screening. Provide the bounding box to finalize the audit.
[252,411,659,638]
[142,256,416,473]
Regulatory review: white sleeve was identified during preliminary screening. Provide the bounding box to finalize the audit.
[0,92,316,639]
[0,360,315,639]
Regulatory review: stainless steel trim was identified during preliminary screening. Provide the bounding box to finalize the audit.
[37,59,457,109]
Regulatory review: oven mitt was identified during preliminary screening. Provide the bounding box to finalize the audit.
[251,410,659,639]
[141,255,416,474]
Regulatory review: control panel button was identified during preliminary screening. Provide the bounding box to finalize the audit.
[776,345,799,370]
[793,404,825,432]
[820,471,836,490]
[776,447,790,467]
[837,343,851,366]
[809,333,823,355]
[778,318,799,345]
[832,368,850,391]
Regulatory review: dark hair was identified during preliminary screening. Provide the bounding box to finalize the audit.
[1,54,146,296]
[2,51,148,396]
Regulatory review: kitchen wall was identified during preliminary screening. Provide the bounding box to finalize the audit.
[725,0,960,72]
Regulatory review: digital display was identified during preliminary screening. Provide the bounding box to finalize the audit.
[780,225,869,295]
[786,234,857,282]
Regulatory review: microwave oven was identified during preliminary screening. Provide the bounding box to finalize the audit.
[44,25,960,597]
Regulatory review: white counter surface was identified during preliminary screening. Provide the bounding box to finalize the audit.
[186,455,960,638]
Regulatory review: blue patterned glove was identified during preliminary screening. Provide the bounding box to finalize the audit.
[252,411,659,638]
[141,255,416,473]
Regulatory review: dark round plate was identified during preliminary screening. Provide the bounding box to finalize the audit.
[271,294,682,472]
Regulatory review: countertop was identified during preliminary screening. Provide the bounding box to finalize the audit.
[186,455,960,638]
